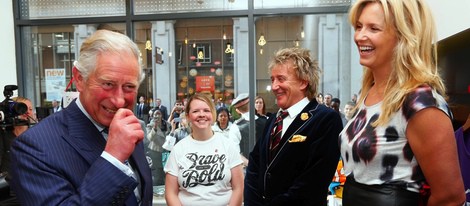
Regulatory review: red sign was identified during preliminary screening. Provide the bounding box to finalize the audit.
[196,76,215,92]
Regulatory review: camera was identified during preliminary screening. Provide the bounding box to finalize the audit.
[0,85,28,127]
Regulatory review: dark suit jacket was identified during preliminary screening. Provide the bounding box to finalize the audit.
[135,103,150,122]
[244,100,342,206]
[9,101,153,206]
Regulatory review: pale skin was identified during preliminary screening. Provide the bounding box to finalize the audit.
[357,3,465,205]
[165,99,244,206]
[271,60,308,110]
[73,51,144,163]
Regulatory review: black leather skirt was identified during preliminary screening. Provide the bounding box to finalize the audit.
[343,176,420,206]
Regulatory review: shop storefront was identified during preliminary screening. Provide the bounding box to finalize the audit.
[13,0,356,153]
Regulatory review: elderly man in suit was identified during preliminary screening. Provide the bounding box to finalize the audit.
[9,30,153,205]
[244,47,343,205]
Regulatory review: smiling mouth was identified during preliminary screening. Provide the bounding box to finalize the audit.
[104,107,117,114]
[359,46,374,53]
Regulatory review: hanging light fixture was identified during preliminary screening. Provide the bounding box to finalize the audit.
[258,17,266,55]
[193,42,196,48]
[145,40,152,50]
[294,38,300,47]
[301,26,305,39]
[258,34,266,46]
[198,50,204,59]
[145,29,152,50]
[225,42,234,54]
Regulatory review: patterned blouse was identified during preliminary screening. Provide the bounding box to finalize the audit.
[339,85,451,192]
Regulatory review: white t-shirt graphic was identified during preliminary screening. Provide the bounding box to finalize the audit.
[164,132,243,206]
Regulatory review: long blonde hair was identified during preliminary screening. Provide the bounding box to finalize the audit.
[349,0,446,126]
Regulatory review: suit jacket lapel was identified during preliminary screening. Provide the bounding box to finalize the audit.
[61,101,107,165]
[129,143,152,197]
[268,100,319,166]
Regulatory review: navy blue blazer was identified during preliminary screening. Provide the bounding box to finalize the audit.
[9,100,153,205]
[244,100,342,206]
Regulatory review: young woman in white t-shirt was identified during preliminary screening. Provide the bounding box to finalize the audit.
[164,93,244,206]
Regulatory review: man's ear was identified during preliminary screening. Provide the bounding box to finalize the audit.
[72,66,84,92]
[299,80,308,91]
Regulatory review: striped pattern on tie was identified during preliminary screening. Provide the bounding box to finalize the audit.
[269,110,289,161]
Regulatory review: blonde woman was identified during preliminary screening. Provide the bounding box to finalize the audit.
[164,93,243,206]
[340,0,465,205]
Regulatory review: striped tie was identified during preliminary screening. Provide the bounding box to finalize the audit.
[270,110,289,161]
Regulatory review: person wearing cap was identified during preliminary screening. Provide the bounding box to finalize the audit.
[244,47,343,205]
[228,93,267,168]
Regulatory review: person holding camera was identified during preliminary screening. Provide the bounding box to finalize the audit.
[162,112,191,154]
[146,109,170,186]
[0,96,36,204]
[167,100,184,129]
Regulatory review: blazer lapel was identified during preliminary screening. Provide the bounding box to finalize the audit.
[129,143,152,198]
[268,100,319,166]
[61,101,107,165]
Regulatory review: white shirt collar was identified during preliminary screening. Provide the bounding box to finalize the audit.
[281,97,310,118]
[76,98,106,132]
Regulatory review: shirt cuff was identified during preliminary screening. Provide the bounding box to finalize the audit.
[101,151,135,178]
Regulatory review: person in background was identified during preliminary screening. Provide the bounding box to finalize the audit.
[150,98,168,121]
[254,96,271,119]
[167,100,184,129]
[135,95,150,124]
[331,97,347,126]
[1,96,36,172]
[228,101,241,122]
[215,97,226,110]
[164,93,244,206]
[351,93,358,104]
[323,93,333,108]
[455,113,470,204]
[51,99,62,113]
[146,109,170,186]
[9,30,153,205]
[212,107,232,139]
[343,101,356,122]
[166,111,191,147]
[244,47,342,205]
[340,0,465,205]
[0,96,36,205]
[228,93,267,168]
[316,93,324,105]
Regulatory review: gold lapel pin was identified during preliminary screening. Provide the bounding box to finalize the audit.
[300,112,309,121]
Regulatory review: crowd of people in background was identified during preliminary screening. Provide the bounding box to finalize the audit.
[3,1,469,204]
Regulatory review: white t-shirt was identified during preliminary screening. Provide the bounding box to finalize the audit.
[164,132,243,206]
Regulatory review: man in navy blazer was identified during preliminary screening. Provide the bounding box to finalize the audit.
[244,48,343,205]
[9,30,153,205]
